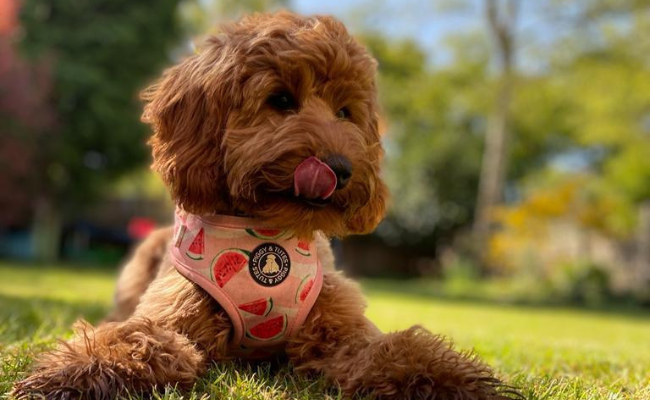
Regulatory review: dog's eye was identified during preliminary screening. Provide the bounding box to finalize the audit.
[336,107,351,120]
[267,92,297,112]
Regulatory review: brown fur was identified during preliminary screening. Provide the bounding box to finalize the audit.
[142,11,387,239]
[12,12,519,400]
[104,227,173,323]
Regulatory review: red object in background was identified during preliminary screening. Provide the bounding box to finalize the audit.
[0,0,19,36]
[127,217,156,240]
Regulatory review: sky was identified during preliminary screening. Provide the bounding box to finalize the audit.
[191,0,577,71]
[293,0,480,53]
[291,0,566,71]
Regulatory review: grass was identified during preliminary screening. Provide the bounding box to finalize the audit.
[0,262,649,399]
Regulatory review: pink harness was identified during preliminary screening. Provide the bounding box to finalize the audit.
[169,209,323,358]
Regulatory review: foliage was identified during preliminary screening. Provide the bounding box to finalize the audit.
[16,0,183,216]
[561,52,650,203]
[2,262,650,400]
[356,1,650,285]
[364,32,488,246]
[0,37,55,227]
[481,2,650,288]
[364,31,580,251]
[488,172,634,270]
[180,0,289,36]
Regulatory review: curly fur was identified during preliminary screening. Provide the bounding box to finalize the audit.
[142,12,387,238]
[12,11,520,400]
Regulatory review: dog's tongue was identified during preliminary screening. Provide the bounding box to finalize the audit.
[293,157,337,200]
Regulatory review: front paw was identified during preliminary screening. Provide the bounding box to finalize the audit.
[397,375,518,400]
[11,347,125,400]
[362,326,521,400]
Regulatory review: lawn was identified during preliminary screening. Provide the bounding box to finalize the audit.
[0,262,649,400]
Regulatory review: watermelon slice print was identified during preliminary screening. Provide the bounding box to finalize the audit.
[246,314,287,341]
[295,240,311,257]
[295,275,315,303]
[211,248,250,287]
[245,228,284,240]
[238,297,274,316]
[185,228,204,260]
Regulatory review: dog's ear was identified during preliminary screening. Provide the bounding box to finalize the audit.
[346,104,390,234]
[346,176,389,234]
[141,37,238,214]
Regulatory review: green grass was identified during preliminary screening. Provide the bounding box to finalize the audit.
[1,262,649,399]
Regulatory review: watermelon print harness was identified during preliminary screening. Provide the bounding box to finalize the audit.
[169,209,323,358]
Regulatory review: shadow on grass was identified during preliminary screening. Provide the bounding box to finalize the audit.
[186,361,348,400]
[361,279,650,321]
[0,293,109,343]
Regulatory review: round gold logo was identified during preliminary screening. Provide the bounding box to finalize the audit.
[248,243,291,286]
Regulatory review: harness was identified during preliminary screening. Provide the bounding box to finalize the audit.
[169,209,323,358]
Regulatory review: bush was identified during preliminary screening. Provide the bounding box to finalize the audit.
[552,261,613,306]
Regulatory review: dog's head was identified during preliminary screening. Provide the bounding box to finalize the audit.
[142,12,388,238]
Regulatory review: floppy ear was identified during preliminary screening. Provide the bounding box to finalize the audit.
[346,102,390,234]
[346,177,389,234]
[141,37,238,214]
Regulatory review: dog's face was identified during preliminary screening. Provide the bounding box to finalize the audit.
[142,12,388,238]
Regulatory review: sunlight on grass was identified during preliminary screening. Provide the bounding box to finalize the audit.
[1,263,649,399]
[0,263,116,303]
[363,283,650,399]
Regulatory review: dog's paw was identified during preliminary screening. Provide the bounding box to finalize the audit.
[359,327,523,400]
[10,358,125,400]
[367,374,520,400]
[11,375,79,400]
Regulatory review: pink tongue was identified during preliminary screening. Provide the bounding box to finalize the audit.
[293,157,337,200]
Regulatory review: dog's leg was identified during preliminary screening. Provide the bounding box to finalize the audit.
[104,227,173,323]
[287,271,515,400]
[12,268,232,400]
[11,318,206,400]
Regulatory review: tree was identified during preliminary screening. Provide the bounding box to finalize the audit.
[472,0,519,268]
[181,0,289,34]
[360,32,490,258]
[0,34,55,228]
[360,28,575,266]
[15,0,184,260]
[551,0,650,291]
[484,0,650,291]
[347,0,649,284]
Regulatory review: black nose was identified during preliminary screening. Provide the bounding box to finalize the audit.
[324,154,352,190]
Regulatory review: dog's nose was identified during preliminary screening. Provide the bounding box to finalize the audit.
[323,154,352,190]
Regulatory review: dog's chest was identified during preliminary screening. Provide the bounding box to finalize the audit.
[169,209,323,358]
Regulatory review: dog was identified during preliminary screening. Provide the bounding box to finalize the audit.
[13,12,518,400]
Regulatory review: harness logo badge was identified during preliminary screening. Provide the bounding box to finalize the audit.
[249,243,291,286]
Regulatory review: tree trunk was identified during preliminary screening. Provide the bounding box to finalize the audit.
[635,200,650,293]
[32,196,62,262]
[473,0,518,269]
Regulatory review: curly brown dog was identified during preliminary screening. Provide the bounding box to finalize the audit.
[13,12,519,400]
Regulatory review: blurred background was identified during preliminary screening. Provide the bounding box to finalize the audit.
[1,0,649,308]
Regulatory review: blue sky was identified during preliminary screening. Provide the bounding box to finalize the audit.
[293,0,480,51]
[291,0,564,70]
